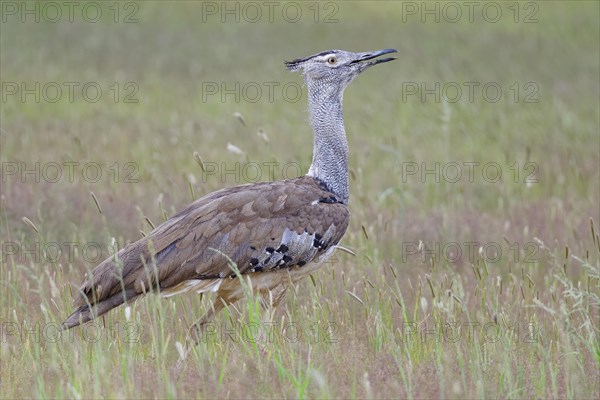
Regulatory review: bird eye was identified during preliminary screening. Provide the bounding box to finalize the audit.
[327,57,337,65]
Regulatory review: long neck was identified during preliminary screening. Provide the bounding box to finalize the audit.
[305,80,349,204]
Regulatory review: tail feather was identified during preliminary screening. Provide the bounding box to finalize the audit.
[62,288,139,330]
[62,210,186,329]
[63,238,152,329]
[73,240,151,309]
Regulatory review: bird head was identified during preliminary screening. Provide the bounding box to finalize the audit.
[285,48,397,91]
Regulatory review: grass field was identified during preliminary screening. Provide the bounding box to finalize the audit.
[1,1,599,398]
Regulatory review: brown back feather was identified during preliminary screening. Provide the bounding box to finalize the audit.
[71,176,349,312]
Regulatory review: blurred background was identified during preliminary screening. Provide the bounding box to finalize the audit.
[1,1,598,398]
[2,2,598,248]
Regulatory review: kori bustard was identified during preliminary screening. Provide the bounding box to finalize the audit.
[63,48,397,339]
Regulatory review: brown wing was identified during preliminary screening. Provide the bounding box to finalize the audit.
[72,176,349,309]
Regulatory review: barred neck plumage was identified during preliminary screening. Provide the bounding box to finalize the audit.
[305,79,349,204]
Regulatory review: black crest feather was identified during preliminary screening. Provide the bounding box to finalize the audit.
[284,57,306,72]
[284,50,340,72]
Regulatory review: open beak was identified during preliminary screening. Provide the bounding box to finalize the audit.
[351,48,398,67]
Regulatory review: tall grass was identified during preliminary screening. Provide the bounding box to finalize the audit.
[1,1,599,398]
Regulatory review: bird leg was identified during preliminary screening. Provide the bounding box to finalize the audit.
[178,285,288,365]
[252,285,288,352]
[187,296,228,346]
[176,295,230,368]
[259,284,288,325]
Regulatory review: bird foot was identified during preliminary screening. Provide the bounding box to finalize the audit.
[175,342,193,371]
[174,318,212,369]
